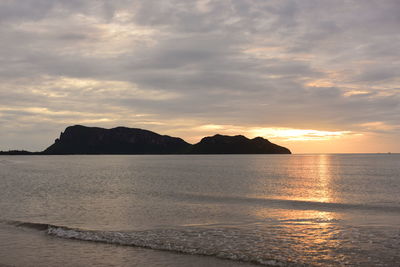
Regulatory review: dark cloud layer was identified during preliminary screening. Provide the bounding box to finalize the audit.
[0,0,399,152]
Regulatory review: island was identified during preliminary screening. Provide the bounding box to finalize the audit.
[191,134,291,154]
[1,125,291,155]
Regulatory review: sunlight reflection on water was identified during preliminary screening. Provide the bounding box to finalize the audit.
[0,154,399,266]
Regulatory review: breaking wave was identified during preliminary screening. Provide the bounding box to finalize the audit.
[3,220,304,267]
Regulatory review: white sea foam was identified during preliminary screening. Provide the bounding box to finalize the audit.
[45,225,303,266]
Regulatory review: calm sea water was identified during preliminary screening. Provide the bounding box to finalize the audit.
[0,154,399,266]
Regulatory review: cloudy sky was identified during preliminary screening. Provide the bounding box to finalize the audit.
[0,0,399,153]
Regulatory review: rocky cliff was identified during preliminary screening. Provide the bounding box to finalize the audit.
[43,125,191,154]
[42,125,291,154]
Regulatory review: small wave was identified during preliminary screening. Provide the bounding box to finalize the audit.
[172,193,400,214]
[278,218,341,224]
[3,220,304,267]
[6,220,51,231]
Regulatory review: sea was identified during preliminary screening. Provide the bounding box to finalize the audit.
[0,154,399,267]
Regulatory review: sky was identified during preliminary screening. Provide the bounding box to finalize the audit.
[0,0,399,153]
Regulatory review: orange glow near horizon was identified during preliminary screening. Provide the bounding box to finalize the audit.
[173,124,397,153]
[191,124,355,142]
[249,128,354,141]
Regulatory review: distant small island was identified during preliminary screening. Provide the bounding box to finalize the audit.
[1,125,291,155]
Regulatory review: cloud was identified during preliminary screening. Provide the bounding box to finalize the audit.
[0,0,399,152]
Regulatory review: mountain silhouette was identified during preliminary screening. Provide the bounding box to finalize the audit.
[44,125,191,154]
[190,134,291,154]
[2,125,291,155]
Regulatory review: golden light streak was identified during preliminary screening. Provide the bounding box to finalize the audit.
[343,90,370,97]
[196,124,225,130]
[249,128,352,141]
[189,124,355,143]
[306,80,335,87]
